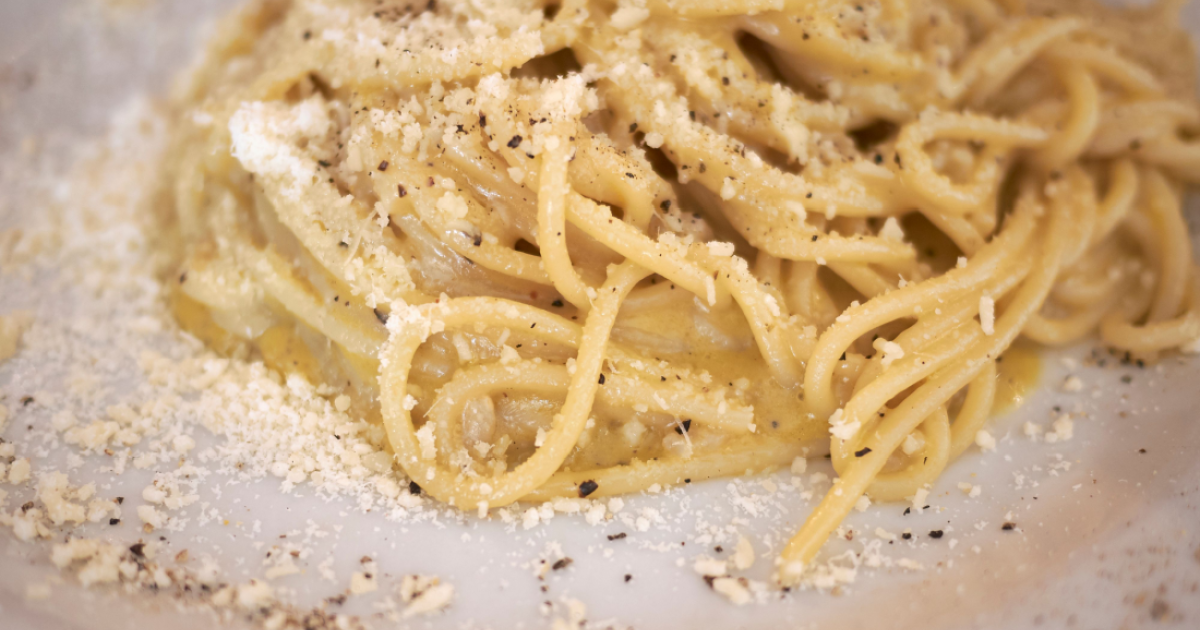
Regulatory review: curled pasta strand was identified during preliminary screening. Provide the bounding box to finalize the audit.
[1031,61,1100,172]
[780,187,1071,582]
[804,195,1039,418]
[379,262,649,510]
[896,111,1047,212]
[539,136,595,310]
[947,361,999,460]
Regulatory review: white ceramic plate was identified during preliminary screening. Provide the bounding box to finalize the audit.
[1,2,1199,628]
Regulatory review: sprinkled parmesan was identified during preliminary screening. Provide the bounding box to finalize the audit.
[873,338,905,368]
[8,457,31,485]
[910,487,930,513]
[827,409,861,441]
[706,241,736,257]
[349,571,378,595]
[0,312,32,363]
[879,217,905,242]
[402,581,454,617]
[731,535,755,571]
[711,577,751,605]
[979,296,995,335]
[1061,375,1084,393]
[975,430,996,452]
[1044,415,1074,443]
[610,3,650,31]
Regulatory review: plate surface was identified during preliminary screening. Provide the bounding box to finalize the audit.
[1,2,1199,629]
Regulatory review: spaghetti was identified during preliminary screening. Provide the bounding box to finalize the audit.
[160,0,1200,585]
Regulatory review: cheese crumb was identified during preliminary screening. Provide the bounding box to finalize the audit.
[236,580,274,609]
[711,577,752,605]
[901,431,925,456]
[693,556,727,576]
[1061,376,1083,393]
[1045,415,1074,443]
[172,435,196,454]
[8,457,31,484]
[872,338,905,368]
[790,456,807,475]
[910,487,930,513]
[975,430,996,452]
[137,505,164,529]
[827,409,861,441]
[731,536,755,571]
[979,296,995,335]
[879,217,906,242]
[403,582,454,617]
[720,178,736,200]
[349,571,377,594]
[610,4,650,30]
[0,312,32,363]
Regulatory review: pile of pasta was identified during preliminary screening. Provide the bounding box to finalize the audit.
[162,0,1200,584]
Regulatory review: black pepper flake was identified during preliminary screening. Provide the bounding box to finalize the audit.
[854,447,872,457]
[929,530,944,539]
[674,419,692,435]
[901,532,912,540]
[624,574,632,583]
[839,352,847,361]
[378,160,389,171]
[507,135,522,148]
[1001,522,1016,531]
[1139,448,1147,454]
[178,272,187,284]
[303,30,312,40]
[812,235,819,242]
[698,162,707,174]
[473,233,482,247]
[116,497,124,504]
[551,299,564,308]
[317,160,331,167]
[598,374,606,385]
[660,199,671,210]
[373,308,388,325]
[20,396,34,406]
[130,543,146,557]
[552,558,573,571]
[628,122,638,133]
[607,532,627,541]
[1120,375,1132,384]
[20,501,34,512]
[722,77,730,86]
[109,518,120,526]
[578,480,599,498]
[397,184,407,197]
[408,481,422,495]
[903,507,910,515]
